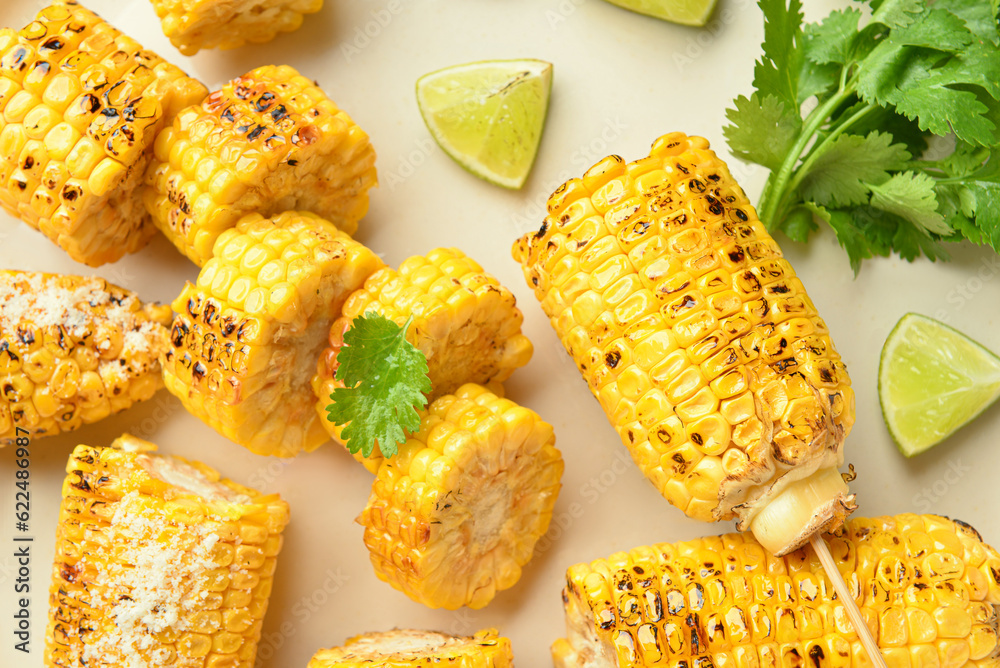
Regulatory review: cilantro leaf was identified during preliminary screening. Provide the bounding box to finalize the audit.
[934,41,1000,100]
[799,131,911,207]
[326,313,431,459]
[867,171,951,235]
[812,204,891,274]
[779,205,818,243]
[948,0,1000,45]
[804,8,862,65]
[891,8,973,52]
[893,79,995,146]
[891,218,949,262]
[797,60,840,104]
[845,103,927,157]
[724,94,801,172]
[871,0,925,30]
[753,0,804,109]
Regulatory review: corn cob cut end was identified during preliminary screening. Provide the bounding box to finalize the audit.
[745,465,857,555]
[309,628,514,668]
[555,514,1000,668]
[144,64,376,266]
[162,211,383,457]
[46,435,289,668]
[0,271,171,444]
[0,3,207,266]
[150,0,324,55]
[360,383,563,610]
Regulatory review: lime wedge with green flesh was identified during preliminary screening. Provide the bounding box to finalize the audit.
[879,313,1000,457]
[601,0,718,26]
[416,59,552,190]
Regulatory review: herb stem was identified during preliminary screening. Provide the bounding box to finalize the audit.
[784,102,877,199]
[758,85,856,227]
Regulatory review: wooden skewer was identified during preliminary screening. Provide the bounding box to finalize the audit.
[810,533,888,668]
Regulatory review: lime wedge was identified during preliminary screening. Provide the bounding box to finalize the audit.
[601,0,718,26]
[416,59,552,190]
[879,313,1000,457]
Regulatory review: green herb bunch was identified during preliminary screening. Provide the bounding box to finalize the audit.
[725,0,1000,272]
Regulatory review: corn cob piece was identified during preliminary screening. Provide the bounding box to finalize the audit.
[0,270,170,444]
[554,514,1000,668]
[149,0,323,56]
[360,383,563,610]
[144,64,377,266]
[0,2,207,266]
[45,433,289,668]
[309,628,514,668]
[162,210,383,457]
[312,247,533,469]
[512,132,855,555]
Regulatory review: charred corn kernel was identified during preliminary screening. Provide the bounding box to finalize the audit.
[149,0,323,55]
[553,514,1000,668]
[44,434,289,668]
[308,628,514,668]
[312,248,533,470]
[144,64,377,266]
[161,211,383,457]
[0,271,170,444]
[513,133,855,555]
[0,3,207,267]
[359,384,562,610]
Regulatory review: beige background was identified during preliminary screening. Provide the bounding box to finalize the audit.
[1,0,999,666]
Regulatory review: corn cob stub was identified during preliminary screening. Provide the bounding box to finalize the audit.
[0,270,170,444]
[46,434,290,668]
[148,0,323,56]
[162,210,384,457]
[554,514,1000,668]
[512,132,855,555]
[144,64,377,266]
[312,247,533,470]
[0,2,208,266]
[308,628,514,668]
[360,383,563,610]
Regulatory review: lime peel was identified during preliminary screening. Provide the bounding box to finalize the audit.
[416,59,552,190]
[601,0,718,26]
[878,313,1000,457]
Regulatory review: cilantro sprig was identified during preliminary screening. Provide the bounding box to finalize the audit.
[725,0,1000,272]
[325,313,431,459]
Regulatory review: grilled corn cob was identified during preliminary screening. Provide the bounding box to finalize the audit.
[308,628,514,668]
[554,514,1000,668]
[162,210,383,457]
[0,270,170,444]
[313,247,533,468]
[45,434,289,668]
[513,133,855,555]
[144,64,377,266]
[360,383,563,610]
[149,0,323,56]
[0,2,207,266]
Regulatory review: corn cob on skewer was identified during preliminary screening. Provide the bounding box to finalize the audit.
[161,210,383,457]
[360,383,563,610]
[0,2,207,266]
[144,64,377,266]
[0,270,170,444]
[313,247,533,471]
[45,434,290,668]
[513,132,855,556]
[148,0,323,56]
[308,628,514,668]
[554,514,1000,668]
